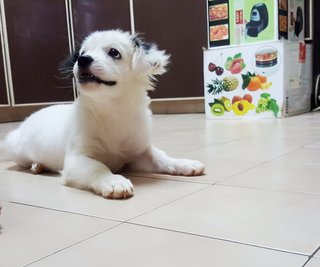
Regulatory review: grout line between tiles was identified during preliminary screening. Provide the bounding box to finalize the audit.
[125,184,212,223]
[162,139,307,187]
[214,160,268,185]
[301,246,320,267]
[7,183,212,226]
[20,186,213,266]
[23,221,126,267]
[125,221,310,258]
[127,173,213,185]
[303,146,320,151]
[264,146,306,162]
[212,144,320,196]
[126,152,266,187]
[8,201,124,223]
[214,183,320,197]
[303,138,320,149]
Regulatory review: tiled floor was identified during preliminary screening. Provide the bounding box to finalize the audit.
[1,113,320,266]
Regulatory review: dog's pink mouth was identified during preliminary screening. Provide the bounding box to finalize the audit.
[78,71,116,86]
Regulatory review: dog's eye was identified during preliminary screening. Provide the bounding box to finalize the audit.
[108,48,121,60]
[80,51,85,56]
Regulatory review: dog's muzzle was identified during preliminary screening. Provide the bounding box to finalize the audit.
[77,56,117,86]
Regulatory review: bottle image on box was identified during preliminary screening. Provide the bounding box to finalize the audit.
[234,0,246,44]
[288,0,304,41]
[294,6,303,37]
[246,3,269,37]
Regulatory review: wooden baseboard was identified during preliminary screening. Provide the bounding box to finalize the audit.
[0,105,49,123]
[0,98,205,122]
[150,98,205,114]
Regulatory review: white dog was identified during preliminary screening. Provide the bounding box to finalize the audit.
[3,30,205,199]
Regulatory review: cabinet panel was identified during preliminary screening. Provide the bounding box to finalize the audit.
[4,0,74,104]
[0,31,8,105]
[134,0,207,99]
[313,0,320,108]
[71,0,131,42]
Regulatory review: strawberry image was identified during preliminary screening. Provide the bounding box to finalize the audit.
[230,62,242,74]
[225,53,246,74]
[232,58,244,65]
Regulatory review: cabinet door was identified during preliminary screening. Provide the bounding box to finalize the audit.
[0,30,8,105]
[313,0,320,108]
[134,0,207,99]
[71,0,131,42]
[4,0,74,104]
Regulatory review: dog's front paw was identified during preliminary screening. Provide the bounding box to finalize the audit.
[99,175,134,199]
[169,159,205,176]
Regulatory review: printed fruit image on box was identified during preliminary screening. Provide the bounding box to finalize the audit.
[204,41,284,119]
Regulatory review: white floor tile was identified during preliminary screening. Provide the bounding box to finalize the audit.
[305,258,320,267]
[0,202,117,267]
[0,161,207,221]
[274,148,320,164]
[220,161,320,194]
[1,112,320,265]
[131,185,320,255]
[28,223,307,267]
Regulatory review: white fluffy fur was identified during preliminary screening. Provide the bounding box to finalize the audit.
[3,30,205,199]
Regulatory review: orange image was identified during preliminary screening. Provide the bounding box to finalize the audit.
[247,76,262,91]
[210,25,229,41]
[209,4,228,21]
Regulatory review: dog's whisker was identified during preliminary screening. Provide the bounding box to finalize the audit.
[55,73,74,80]
[53,85,74,89]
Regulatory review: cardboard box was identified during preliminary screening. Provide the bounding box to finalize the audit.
[203,40,312,119]
[207,0,305,48]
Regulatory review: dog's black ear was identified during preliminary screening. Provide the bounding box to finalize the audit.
[58,51,79,78]
[131,34,170,76]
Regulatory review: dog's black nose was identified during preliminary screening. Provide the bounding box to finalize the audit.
[77,56,93,68]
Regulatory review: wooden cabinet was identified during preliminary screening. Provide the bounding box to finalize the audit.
[71,0,131,41]
[312,0,320,108]
[0,0,207,119]
[4,0,74,104]
[0,24,8,105]
[134,0,207,99]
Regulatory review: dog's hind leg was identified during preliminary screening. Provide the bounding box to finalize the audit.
[30,163,45,174]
